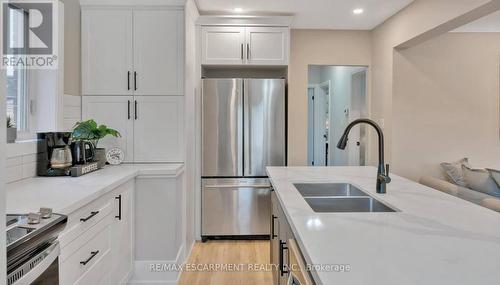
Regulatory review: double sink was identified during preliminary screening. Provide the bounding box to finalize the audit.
[294,183,397,213]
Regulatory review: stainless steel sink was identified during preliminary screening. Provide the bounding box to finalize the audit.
[294,183,397,213]
[293,183,368,197]
[304,197,396,213]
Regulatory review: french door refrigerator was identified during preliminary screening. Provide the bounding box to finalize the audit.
[202,78,286,240]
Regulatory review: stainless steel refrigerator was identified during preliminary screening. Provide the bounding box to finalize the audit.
[202,78,286,240]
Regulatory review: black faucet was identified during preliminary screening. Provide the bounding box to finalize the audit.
[337,118,391,194]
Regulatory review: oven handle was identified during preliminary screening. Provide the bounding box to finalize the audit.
[9,240,60,285]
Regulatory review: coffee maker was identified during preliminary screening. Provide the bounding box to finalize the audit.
[37,132,73,176]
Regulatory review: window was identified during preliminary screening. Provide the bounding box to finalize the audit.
[6,4,32,139]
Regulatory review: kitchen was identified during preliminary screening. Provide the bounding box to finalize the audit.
[1,0,500,285]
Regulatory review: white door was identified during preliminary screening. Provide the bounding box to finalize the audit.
[110,182,133,285]
[82,10,133,95]
[245,27,289,65]
[133,9,183,96]
[82,96,134,162]
[133,96,184,162]
[201,26,245,65]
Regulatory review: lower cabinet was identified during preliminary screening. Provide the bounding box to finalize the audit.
[59,180,134,285]
[110,182,134,284]
[271,188,315,285]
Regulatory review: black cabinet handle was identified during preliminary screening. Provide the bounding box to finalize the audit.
[279,240,289,276]
[134,100,138,120]
[134,71,137,91]
[127,100,131,120]
[115,195,122,220]
[271,215,278,239]
[246,43,250,60]
[241,43,243,60]
[80,211,99,222]
[127,71,131,90]
[80,250,99,265]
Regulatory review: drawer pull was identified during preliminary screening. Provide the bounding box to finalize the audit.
[115,195,122,220]
[80,250,99,266]
[80,211,99,222]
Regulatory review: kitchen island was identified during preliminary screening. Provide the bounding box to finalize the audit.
[267,166,500,285]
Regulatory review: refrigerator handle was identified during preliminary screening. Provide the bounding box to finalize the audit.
[243,79,251,176]
[238,79,244,177]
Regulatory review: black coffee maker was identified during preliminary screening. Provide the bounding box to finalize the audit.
[37,132,73,176]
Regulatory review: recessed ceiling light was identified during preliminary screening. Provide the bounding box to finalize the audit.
[353,8,364,15]
[234,7,243,12]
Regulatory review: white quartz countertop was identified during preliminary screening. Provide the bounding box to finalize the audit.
[267,166,500,285]
[7,164,184,215]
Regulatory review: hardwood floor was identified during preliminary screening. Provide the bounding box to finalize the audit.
[178,240,273,285]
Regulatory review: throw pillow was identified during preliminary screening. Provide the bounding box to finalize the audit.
[462,165,500,198]
[440,158,469,187]
[486,168,500,188]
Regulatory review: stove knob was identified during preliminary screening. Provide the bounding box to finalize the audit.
[40,207,53,219]
[28,213,41,224]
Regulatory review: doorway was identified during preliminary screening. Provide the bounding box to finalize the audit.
[307,65,368,166]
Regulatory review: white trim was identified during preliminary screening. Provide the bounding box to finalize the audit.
[80,0,185,7]
[197,15,293,27]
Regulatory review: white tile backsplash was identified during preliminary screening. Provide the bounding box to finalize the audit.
[7,94,81,183]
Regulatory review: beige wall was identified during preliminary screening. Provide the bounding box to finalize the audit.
[370,0,497,172]
[62,0,81,96]
[393,32,500,180]
[288,29,371,165]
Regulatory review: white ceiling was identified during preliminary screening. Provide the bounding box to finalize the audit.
[452,10,500,32]
[195,0,415,30]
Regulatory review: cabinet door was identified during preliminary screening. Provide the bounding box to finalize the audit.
[82,10,133,95]
[110,182,133,285]
[245,27,289,65]
[133,96,184,162]
[271,191,280,285]
[202,26,245,65]
[133,10,183,96]
[82,96,134,162]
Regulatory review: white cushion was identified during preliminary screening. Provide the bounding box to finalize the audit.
[462,165,500,198]
[440,158,469,187]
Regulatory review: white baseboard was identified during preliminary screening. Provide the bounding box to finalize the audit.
[128,242,189,285]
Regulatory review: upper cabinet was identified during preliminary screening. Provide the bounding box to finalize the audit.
[133,10,183,96]
[202,27,246,65]
[245,27,289,65]
[201,26,289,66]
[82,10,133,95]
[82,8,183,96]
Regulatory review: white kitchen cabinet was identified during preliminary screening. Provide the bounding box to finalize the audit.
[246,27,289,65]
[201,26,289,66]
[82,10,133,95]
[82,95,183,163]
[82,96,134,162]
[201,26,246,65]
[110,181,134,285]
[133,96,184,162]
[133,9,183,96]
[82,8,183,96]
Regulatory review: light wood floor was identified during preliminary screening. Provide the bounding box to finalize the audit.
[178,240,273,285]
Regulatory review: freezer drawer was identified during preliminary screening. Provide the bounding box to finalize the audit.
[202,79,243,177]
[202,178,271,236]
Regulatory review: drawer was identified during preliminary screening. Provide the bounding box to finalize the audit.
[75,249,111,285]
[60,218,112,285]
[59,202,112,248]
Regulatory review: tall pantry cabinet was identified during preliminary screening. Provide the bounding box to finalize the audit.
[81,6,184,163]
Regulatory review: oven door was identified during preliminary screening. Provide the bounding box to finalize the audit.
[7,240,60,285]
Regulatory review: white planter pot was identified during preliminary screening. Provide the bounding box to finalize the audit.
[7,128,16,143]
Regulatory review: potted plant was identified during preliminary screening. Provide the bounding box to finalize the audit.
[72,119,121,167]
[6,116,16,143]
